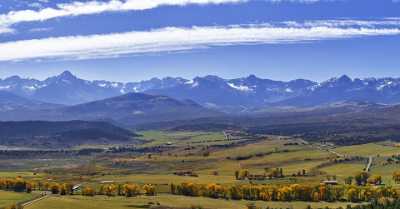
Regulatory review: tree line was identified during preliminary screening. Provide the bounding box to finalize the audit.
[0,177,155,197]
[81,183,155,197]
[246,199,400,209]
[304,199,400,209]
[170,182,399,203]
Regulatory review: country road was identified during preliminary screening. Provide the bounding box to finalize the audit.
[21,193,50,208]
[365,156,373,172]
[312,143,344,158]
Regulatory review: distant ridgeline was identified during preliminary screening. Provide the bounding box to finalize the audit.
[3,72,400,145]
[4,71,400,109]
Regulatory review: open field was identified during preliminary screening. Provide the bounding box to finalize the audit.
[98,133,400,188]
[92,134,334,186]
[93,173,237,185]
[333,143,400,157]
[137,131,228,147]
[0,191,35,208]
[25,194,361,209]
[1,131,400,208]
[319,163,366,178]
[0,171,42,178]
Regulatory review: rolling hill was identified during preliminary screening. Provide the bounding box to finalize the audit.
[0,120,139,148]
[59,92,221,126]
[0,92,221,127]
[0,91,61,112]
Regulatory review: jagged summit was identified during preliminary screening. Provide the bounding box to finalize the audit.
[2,72,400,108]
[58,70,76,79]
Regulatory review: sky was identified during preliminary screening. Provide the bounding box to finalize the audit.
[0,0,399,82]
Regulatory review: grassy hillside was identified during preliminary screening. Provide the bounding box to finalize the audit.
[0,121,138,148]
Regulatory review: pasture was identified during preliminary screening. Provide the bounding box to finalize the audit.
[25,194,360,209]
[0,191,35,208]
[1,131,400,208]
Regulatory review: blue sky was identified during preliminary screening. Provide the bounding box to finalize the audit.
[0,0,399,82]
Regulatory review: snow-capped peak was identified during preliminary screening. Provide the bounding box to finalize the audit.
[228,83,253,92]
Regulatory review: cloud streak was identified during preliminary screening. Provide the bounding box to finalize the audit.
[0,0,246,33]
[0,22,399,62]
[0,27,14,34]
[0,0,334,34]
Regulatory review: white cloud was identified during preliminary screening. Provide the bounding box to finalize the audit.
[0,27,15,34]
[0,23,399,62]
[0,0,246,33]
[0,0,340,34]
[270,0,322,2]
[283,19,400,28]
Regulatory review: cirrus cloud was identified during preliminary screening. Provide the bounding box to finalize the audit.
[0,0,336,34]
[0,0,247,33]
[0,22,399,62]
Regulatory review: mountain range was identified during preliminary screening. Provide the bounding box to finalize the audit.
[2,71,400,146]
[2,71,400,111]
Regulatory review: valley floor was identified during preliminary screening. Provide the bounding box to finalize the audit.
[1,131,400,209]
[24,194,361,209]
[0,191,36,208]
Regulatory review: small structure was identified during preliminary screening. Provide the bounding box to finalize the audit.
[173,171,198,177]
[72,184,82,192]
[100,180,115,184]
[323,180,338,185]
[247,174,267,181]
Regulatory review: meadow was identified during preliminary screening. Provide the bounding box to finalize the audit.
[25,194,361,209]
[0,191,35,208]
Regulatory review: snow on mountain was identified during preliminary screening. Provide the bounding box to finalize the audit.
[2,71,400,108]
[227,83,253,92]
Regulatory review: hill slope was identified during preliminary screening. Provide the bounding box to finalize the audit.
[0,121,139,148]
[60,93,221,126]
[0,91,60,112]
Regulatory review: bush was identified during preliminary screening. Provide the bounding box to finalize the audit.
[82,186,95,196]
[143,184,156,196]
[50,183,60,194]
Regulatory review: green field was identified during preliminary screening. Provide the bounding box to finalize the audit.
[137,131,227,147]
[25,194,360,209]
[334,143,400,157]
[320,163,366,178]
[0,171,40,178]
[2,131,400,209]
[0,191,35,208]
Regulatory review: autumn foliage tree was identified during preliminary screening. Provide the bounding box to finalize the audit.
[393,171,400,184]
[82,186,96,196]
[143,184,156,196]
[0,177,158,199]
[170,182,399,203]
[104,184,117,196]
[50,183,60,194]
[368,175,382,185]
[123,183,141,197]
